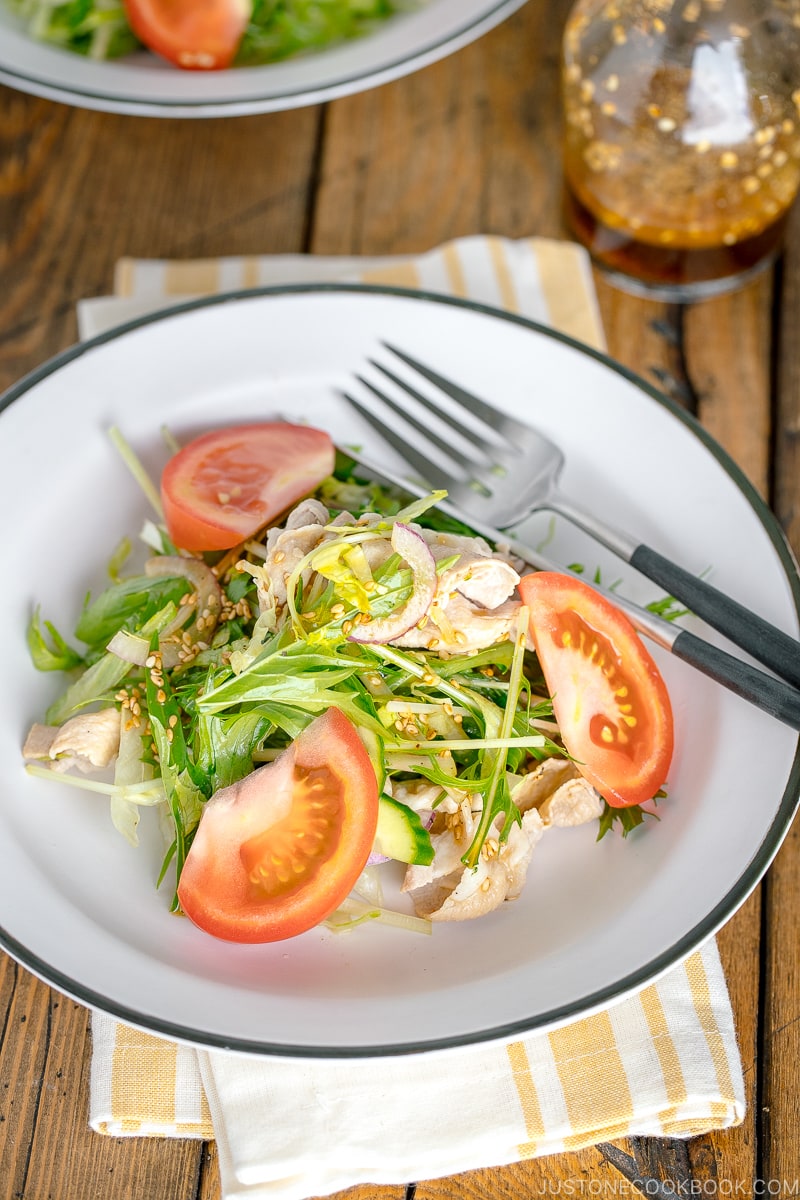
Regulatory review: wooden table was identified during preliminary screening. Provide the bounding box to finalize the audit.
[1,1,798,1195]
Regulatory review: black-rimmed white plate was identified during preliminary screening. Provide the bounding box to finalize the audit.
[0,0,525,117]
[1,284,798,1057]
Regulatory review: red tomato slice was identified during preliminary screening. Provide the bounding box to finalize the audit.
[519,572,674,809]
[177,708,379,943]
[123,0,250,69]
[161,423,335,552]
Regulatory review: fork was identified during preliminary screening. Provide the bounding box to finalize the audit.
[341,343,800,692]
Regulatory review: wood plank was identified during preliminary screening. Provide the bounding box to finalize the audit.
[413,1150,619,1200]
[0,86,322,394]
[761,202,800,1187]
[18,991,204,1200]
[684,278,774,492]
[682,278,774,1189]
[0,962,51,1199]
[760,823,800,1188]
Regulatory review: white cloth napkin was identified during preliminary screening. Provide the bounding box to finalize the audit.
[90,936,743,1200]
[82,236,745,1200]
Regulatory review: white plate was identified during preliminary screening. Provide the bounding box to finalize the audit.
[1,285,798,1057]
[0,1,525,117]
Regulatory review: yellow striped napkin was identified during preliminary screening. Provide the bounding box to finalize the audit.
[77,234,606,352]
[81,236,745,1200]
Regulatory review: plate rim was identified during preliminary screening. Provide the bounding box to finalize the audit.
[0,0,526,117]
[2,281,799,1058]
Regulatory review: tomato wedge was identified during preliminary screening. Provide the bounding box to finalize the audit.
[519,572,674,809]
[177,708,379,943]
[161,422,335,552]
[123,0,250,70]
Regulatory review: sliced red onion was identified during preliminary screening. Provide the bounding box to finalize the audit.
[348,523,437,645]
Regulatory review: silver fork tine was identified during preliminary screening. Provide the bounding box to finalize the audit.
[367,360,490,455]
[340,389,486,500]
[352,376,479,474]
[382,341,534,452]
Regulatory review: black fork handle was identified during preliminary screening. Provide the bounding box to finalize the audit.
[671,628,800,730]
[630,544,800,690]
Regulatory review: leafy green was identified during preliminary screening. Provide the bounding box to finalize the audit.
[45,603,181,724]
[45,651,131,725]
[195,711,273,792]
[597,799,659,841]
[197,645,366,713]
[75,574,191,649]
[145,642,205,908]
[237,0,399,65]
[27,608,84,672]
[9,0,138,57]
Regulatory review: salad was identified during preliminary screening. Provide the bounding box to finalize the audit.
[22,421,674,944]
[7,0,411,71]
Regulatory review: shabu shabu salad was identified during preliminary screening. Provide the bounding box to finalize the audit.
[22,420,674,944]
[8,0,416,71]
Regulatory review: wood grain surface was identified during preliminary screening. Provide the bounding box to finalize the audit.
[1,1,798,1197]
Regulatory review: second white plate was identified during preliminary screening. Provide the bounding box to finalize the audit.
[0,0,526,117]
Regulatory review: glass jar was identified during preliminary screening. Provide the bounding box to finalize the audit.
[561,0,800,299]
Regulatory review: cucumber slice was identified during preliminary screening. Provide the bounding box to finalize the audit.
[357,725,386,792]
[374,795,434,866]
